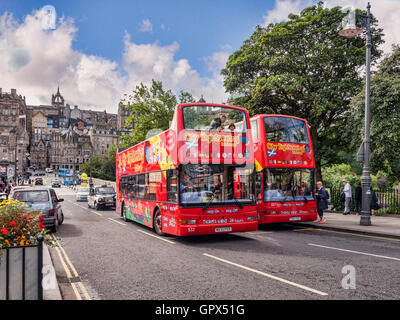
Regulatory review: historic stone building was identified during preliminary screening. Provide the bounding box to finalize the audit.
[1,87,130,174]
[0,88,30,182]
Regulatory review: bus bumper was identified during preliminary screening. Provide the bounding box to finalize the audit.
[259,212,317,224]
[175,220,258,236]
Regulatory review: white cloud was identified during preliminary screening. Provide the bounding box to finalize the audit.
[263,0,400,55]
[0,11,229,113]
[263,0,314,25]
[138,19,153,33]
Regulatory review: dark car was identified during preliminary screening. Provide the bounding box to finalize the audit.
[34,177,44,185]
[10,187,64,233]
[52,179,61,188]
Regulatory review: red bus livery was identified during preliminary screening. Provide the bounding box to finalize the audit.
[116,103,258,236]
[251,114,318,224]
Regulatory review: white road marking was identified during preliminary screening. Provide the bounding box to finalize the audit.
[308,243,400,262]
[203,253,328,296]
[107,218,127,226]
[136,229,176,244]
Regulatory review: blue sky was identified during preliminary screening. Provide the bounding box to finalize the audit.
[0,0,274,77]
[0,0,398,111]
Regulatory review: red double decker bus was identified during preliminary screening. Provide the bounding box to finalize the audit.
[250,114,318,224]
[116,103,258,236]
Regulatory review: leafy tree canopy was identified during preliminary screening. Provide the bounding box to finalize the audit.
[221,2,384,180]
[120,80,195,148]
[347,45,400,183]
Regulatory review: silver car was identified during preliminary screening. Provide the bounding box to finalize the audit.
[10,187,64,233]
[76,186,90,202]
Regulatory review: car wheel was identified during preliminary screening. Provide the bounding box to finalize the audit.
[59,212,64,225]
[153,209,164,236]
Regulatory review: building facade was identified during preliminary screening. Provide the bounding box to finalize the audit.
[0,87,130,175]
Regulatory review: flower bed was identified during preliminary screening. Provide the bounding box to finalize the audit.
[0,199,55,300]
[0,199,54,250]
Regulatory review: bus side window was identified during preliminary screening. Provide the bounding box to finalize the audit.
[167,169,177,203]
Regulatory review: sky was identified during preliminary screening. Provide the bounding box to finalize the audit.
[0,0,399,114]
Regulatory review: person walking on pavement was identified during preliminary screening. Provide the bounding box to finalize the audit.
[315,181,328,223]
[354,181,362,216]
[342,179,352,215]
[370,186,379,216]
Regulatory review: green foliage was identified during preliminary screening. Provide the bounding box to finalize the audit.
[346,45,400,183]
[322,163,360,188]
[81,144,117,181]
[221,2,384,180]
[120,80,195,148]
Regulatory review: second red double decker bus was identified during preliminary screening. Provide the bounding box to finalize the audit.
[250,114,318,224]
[116,103,258,236]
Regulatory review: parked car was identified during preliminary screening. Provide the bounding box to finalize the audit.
[88,185,116,210]
[10,187,64,233]
[0,193,8,201]
[10,185,31,194]
[45,168,54,173]
[51,179,61,188]
[76,186,90,202]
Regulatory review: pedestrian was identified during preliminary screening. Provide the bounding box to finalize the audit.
[354,182,362,215]
[342,179,352,215]
[370,187,379,215]
[315,181,328,223]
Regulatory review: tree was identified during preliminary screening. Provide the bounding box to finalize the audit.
[80,144,118,181]
[347,45,400,185]
[120,80,195,148]
[221,2,384,181]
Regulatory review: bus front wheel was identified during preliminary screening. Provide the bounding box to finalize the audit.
[153,209,164,236]
[122,204,129,222]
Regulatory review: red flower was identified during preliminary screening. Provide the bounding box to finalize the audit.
[39,216,44,223]
[38,223,45,230]
[1,227,9,235]
[9,221,17,228]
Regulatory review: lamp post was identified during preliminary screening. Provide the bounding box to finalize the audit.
[339,3,372,226]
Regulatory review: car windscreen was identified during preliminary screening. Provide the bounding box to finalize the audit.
[12,190,49,203]
[78,187,90,193]
[96,187,115,194]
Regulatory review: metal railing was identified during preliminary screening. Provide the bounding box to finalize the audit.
[326,186,400,214]
[0,237,43,300]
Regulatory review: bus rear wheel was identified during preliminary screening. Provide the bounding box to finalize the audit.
[122,204,129,222]
[153,209,164,236]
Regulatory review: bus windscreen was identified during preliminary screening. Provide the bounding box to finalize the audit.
[182,106,247,132]
[264,117,309,144]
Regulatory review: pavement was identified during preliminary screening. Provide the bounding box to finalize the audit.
[42,244,62,300]
[297,211,400,240]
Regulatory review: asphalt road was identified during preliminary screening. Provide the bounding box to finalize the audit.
[47,181,400,300]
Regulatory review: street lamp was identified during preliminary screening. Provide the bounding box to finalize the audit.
[339,3,372,226]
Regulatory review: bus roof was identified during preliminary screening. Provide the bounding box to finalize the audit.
[251,114,309,123]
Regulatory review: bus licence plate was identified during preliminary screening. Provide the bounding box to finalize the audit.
[290,217,301,221]
[215,227,232,233]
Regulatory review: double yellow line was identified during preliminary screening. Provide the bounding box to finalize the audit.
[51,234,91,300]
